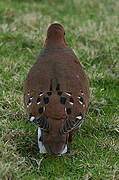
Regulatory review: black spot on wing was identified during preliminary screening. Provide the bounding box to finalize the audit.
[60,97,67,104]
[69,97,74,104]
[37,97,41,104]
[38,92,43,96]
[44,97,49,104]
[80,90,84,94]
[56,84,60,91]
[27,98,31,106]
[57,91,62,96]
[78,96,84,104]
[39,107,43,114]
[47,91,52,96]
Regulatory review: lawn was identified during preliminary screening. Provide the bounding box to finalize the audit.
[0,0,119,179]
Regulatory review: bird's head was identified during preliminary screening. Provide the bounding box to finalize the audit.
[43,130,69,155]
[45,23,66,46]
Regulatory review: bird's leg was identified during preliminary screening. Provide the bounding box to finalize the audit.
[38,127,47,153]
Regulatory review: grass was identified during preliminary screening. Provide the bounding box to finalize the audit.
[0,0,119,179]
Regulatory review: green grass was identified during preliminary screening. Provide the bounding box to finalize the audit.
[0,0,119,179]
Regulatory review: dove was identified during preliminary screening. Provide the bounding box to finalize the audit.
[24,23,90,155]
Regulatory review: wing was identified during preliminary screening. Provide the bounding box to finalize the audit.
[24,48,90,133]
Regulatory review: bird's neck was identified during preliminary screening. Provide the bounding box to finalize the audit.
[45,37,66,48]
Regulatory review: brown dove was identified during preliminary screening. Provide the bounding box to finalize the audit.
[24,23,90,155]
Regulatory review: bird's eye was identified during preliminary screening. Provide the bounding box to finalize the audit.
[64,32,65,35]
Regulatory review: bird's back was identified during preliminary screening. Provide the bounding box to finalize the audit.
[24,23,90,155]
[24,47,89,121]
